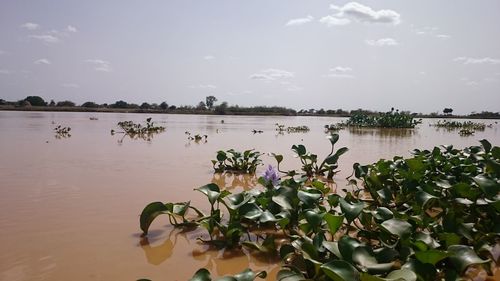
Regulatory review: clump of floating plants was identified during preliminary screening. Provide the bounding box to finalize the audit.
[275,123,310,133]
[185,131,208,142]
[110,117,165,142]
[431,120,492,136]
[251,129,263,134]
[342,108,421,128]
[273,133,348,180]
[324,123,346,131]
[212,149,263,173]
[53,125,71,138]
[139,138,499,281]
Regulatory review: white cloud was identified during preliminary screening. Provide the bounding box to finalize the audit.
[0,69,11,75]
[319,16,351,27]
[21,22,40,30]
[203,55,215,60]
[286,84,303,92]
[323,2,401,26]
[435,34,451,39]
[61,83,80,88]
[85,59,112,72]
[189,84,217,89]
[365,38,399,47]
[285,15,314,26]
[250,68,294,81]
[325,66,355,79]
[34,58,51,65]
[454,57,500,65]
[29,34,60,44]
[66,25,77,32]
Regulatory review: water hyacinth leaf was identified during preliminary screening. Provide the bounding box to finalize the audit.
[323,213,344,235]
[259,210,278,223]
[297,190,322,206]
[272,153,284,164]
[352,246,394,274]
[321,260,360,281]
[323,241,342,259]
[242,236,275,254]
[190,268,211,281]
[140,202,169,234]
[480,139,492,153]
[401,259,436,281]
[239,203,263,220]
[325,147,349,165]
[338,236,362,262]
[414,250,450,265]
[339,198,364,223]
[380,219,412,238]
[225,192,252,210]
[276,269,308,281]
[329,133,340,146]
[195,183,221,205]
[447,245,490,273]
[292,144,307,156]
[272,194,293,210]
[373,208,394,222]
[415,191,437,209]
[414,232,440,249]
[304,210,324,231]
[279,244,295,259]
[473,175,500,198]
[385,269,417,281]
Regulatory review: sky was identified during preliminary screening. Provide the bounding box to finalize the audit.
[1,0,499,114]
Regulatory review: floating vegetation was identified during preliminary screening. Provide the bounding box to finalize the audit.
[324,123,346,131]
[251,129,263,134]
[431,120,489,131]
[53,125,71,138]
[111,117,165,142]
[274,133,348,180]
[185,131,208,142]
[275,123,310,133]
[344,108,421,128]
[212,149,263,173]
[140,139,500,280]
[459,128,475,136]
[348,127,417,138]
[89,117,98,120]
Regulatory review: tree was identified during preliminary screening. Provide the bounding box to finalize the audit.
[443,108,453,115]
[0,99,6,105]
[160,102,168,110]
[24,96,47,106]
[214,101,228,115]
[49,99,55,106]
[197,101,207,110]
[111,100,128,108]
[140,102,151,109]
[206,96,217,109]
[81,101,99,108]
[56,100,76,107]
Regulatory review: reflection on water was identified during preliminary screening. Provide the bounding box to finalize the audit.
[0,111,499,280]
[347,127,418,138]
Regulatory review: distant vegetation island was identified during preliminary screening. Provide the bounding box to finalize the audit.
[1,95,499,119]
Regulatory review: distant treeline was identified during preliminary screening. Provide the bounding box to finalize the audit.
[0,96,499,119]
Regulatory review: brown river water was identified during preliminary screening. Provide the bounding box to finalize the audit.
[0,111,499,281]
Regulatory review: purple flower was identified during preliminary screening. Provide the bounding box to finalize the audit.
[262,165,280,186]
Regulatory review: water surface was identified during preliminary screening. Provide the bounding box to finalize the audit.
[0,111,499,280]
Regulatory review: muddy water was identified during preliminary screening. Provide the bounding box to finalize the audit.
[0,111,499,281]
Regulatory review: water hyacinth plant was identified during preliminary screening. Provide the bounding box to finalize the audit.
[139,139,500,280]
[53,125,71,138]
[110,117,165,142]
[212,149,263,173]
[273,133,348,180]
[341,108,422,128]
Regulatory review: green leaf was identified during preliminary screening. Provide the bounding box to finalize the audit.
[324,213,344,235]
[259,210,278,223]
[339,198,364,223]
[195,183,221,205]
[338,236,362,262]
[140,202,169,234]
[352,246,394,274]
[321,260,360,281]
[473,175,500,198]
[239,203,263,220]
[276,269,307,281]
[273,153,284,164]
[415,191,437,209]
[190,268,211,281]
[225,192,252,210]
[380,219,412,238]
[328,133,340,146]
[480,139,492,153]
[272,194,293,210]
[385,269,417,281]
[298,190,322,206]
[292,144,307,156]
[414,250,450,265]
[447,245,490,273]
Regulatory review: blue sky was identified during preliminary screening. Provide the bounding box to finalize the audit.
[1,0,500,114]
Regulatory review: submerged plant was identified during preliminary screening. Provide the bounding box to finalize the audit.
[54,125,71,138]
[111,117,165,142]
[212,149,263,173]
